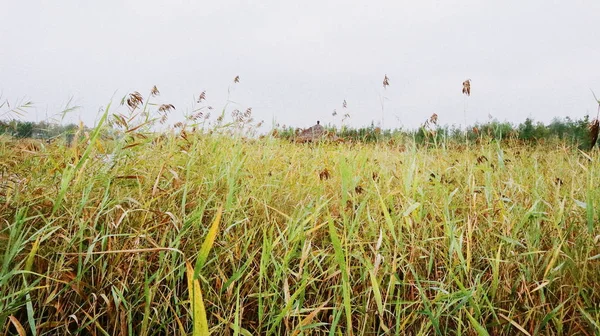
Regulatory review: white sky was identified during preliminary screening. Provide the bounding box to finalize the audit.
[1,0,599,130]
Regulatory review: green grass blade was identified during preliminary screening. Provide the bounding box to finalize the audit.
[52,102,110,213]
[465,310,489,336]
[328,217,353,336]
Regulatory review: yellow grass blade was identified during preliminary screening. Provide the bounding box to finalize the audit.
[25,237,40,273]
[368,270,384,317]
[291,299,330,336]
[194,206,223,277]
[186,261,210,336]
[499,313,531,336]
[8,316,27,336]
[543,240,564,279]
[184,206,222,336]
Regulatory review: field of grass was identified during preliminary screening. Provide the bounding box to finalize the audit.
[1,127,600,335]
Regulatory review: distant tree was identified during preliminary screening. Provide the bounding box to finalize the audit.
[518,118,535,142]
[0,120,9,135]
[15,121,34,138]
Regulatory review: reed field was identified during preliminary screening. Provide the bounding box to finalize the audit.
[1,96,600,335]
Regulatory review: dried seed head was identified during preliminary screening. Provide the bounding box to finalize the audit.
[127,91,144,110]
[151,85,160,97]
[198,91,207,103]
[332,109,337,117]
[190,111,203,121]
[430,113,438,125]
[343,100,347,108]
[158,104,175,113]
[160,114,168,124]
[383,75,390,88]
[234,75,240,83]
[174,122,184,128]
[319,168,331,180]
[462,79,471,96]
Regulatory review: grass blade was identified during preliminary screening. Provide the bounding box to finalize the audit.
[186,261,210,336]
[8,315,27,336]
[291,300,330,336]
[499,313,531,336]
[52,102,110,213]
[194,206,223,278]
[368,270,384,317]
[465,310,489,336]
[328,217,353,336]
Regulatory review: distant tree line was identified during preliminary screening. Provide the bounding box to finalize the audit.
[2,115,598,149]
[0,120,78,143]
[275,116,598,148]
[409,116,595,148]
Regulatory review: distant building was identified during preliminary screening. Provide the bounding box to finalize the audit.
[295,121,326,142]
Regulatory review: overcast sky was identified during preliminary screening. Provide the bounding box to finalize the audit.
[1,0,599,130]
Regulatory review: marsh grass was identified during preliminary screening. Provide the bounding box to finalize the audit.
[2,85,600,334]
[1,116,600,335]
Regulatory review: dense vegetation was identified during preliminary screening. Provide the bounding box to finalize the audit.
[1,89,599,335]
[274,116,598,149]
[1,115,598,149]
[0,120,78,141]
[2,120,600,335]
